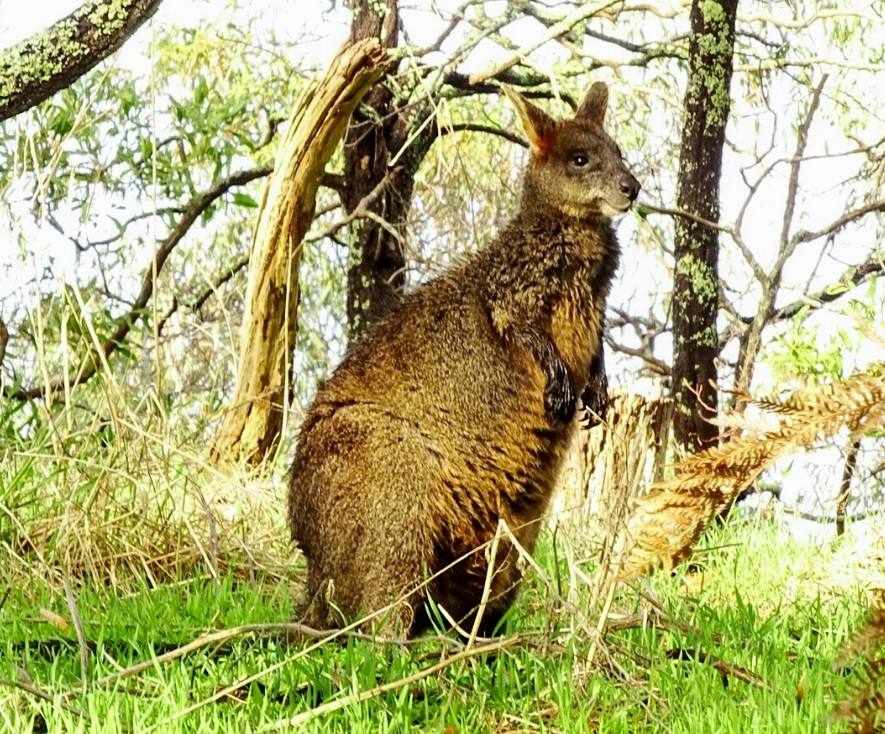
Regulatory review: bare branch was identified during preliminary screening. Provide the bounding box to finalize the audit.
[156,255,250,337]
[604,334,671,377]
[439,123,527,148]
[770,254,885,322]
[789,199,885,249]
[306,167,399,244]
[641,202,767,286]
[737,9,875,31]
[778,76,827,258]
[468,0,622,85]
[4,166,271,401]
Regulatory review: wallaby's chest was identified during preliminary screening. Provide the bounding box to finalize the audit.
[550,273,601,385]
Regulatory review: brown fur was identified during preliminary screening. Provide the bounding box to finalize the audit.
[288,82,640,636]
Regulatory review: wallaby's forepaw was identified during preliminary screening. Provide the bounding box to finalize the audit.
[545,360,576,423]
[579,371,608,429]
[580,385,608,428]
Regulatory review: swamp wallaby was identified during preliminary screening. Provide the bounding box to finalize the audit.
[289,82,640,636]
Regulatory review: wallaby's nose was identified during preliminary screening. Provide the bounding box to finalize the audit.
[619,175,640,202]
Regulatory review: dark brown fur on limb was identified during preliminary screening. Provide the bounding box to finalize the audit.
[289,82,639,637]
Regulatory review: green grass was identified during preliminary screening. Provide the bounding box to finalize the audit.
[1,424,879,732]
[0,521,874,733]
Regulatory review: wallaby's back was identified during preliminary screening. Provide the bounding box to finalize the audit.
[289,81,639,635]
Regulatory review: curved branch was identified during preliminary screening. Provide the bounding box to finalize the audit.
[604,333,671,377]
[770,255,884,322]
[778,76,827,260]
[468,0,624,85]
[156,255,250,337]
[789,199,885,249]
[0,0,163,122]
[4,166,271,401]
[439,123,527,148]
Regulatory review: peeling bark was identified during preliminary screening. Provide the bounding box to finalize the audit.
[209,39,388,466]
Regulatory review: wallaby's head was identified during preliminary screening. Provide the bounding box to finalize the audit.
[504,82,640,218]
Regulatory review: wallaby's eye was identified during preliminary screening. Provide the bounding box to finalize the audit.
[571,153,590,168]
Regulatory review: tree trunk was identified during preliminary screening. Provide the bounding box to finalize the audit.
[671,0,738,451]
[342,0,412,340]
[209,39,387,466]
[0,0,163,122]
[0,316,7,369]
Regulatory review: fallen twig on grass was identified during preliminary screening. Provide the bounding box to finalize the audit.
[66,620,422,696]
[63,579,90,686]
[0,675,87,720]
[265,634,525,730]
[666,647,769,689]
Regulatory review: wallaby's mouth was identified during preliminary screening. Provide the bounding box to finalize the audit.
[602,197,634,216]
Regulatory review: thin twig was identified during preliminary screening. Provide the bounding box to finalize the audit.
[0,677,87,718]
[666,647,770,689]
[778,75,828,259]
[72,621,417,694]
[467,520,504,649]
[274,635,523,730]
[468,0,622,84]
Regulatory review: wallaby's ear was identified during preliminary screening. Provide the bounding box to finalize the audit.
[576,82,608,125]
[502,86,556,157]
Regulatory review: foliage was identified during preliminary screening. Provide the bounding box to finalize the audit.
[1,1,884,730]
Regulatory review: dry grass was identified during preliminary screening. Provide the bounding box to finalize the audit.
[616,367,885,581]
[1,413,296,590]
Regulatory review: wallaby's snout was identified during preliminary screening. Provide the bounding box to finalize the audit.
[609,168,640,213]
[619,172,640,203]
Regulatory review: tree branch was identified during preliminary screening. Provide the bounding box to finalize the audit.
[0,0,163,122]
[767,254,884,322]
[156,255,250,337]
[641,202,767,286]
[789,199,885,249]
[777,75,827,261]
[4,166,271,401]
[604,334,671,377]
[439,123,527,148]
[468,0,622,85]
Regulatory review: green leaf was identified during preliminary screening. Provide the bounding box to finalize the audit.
[232,192,259,208]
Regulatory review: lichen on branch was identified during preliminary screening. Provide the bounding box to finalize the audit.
[0,0,162,122]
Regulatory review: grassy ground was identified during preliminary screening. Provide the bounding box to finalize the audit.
[1,520,878,732]
[0,426,881,732]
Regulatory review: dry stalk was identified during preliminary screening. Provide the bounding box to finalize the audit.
[63,579,89,686]
[832,594,885,732]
